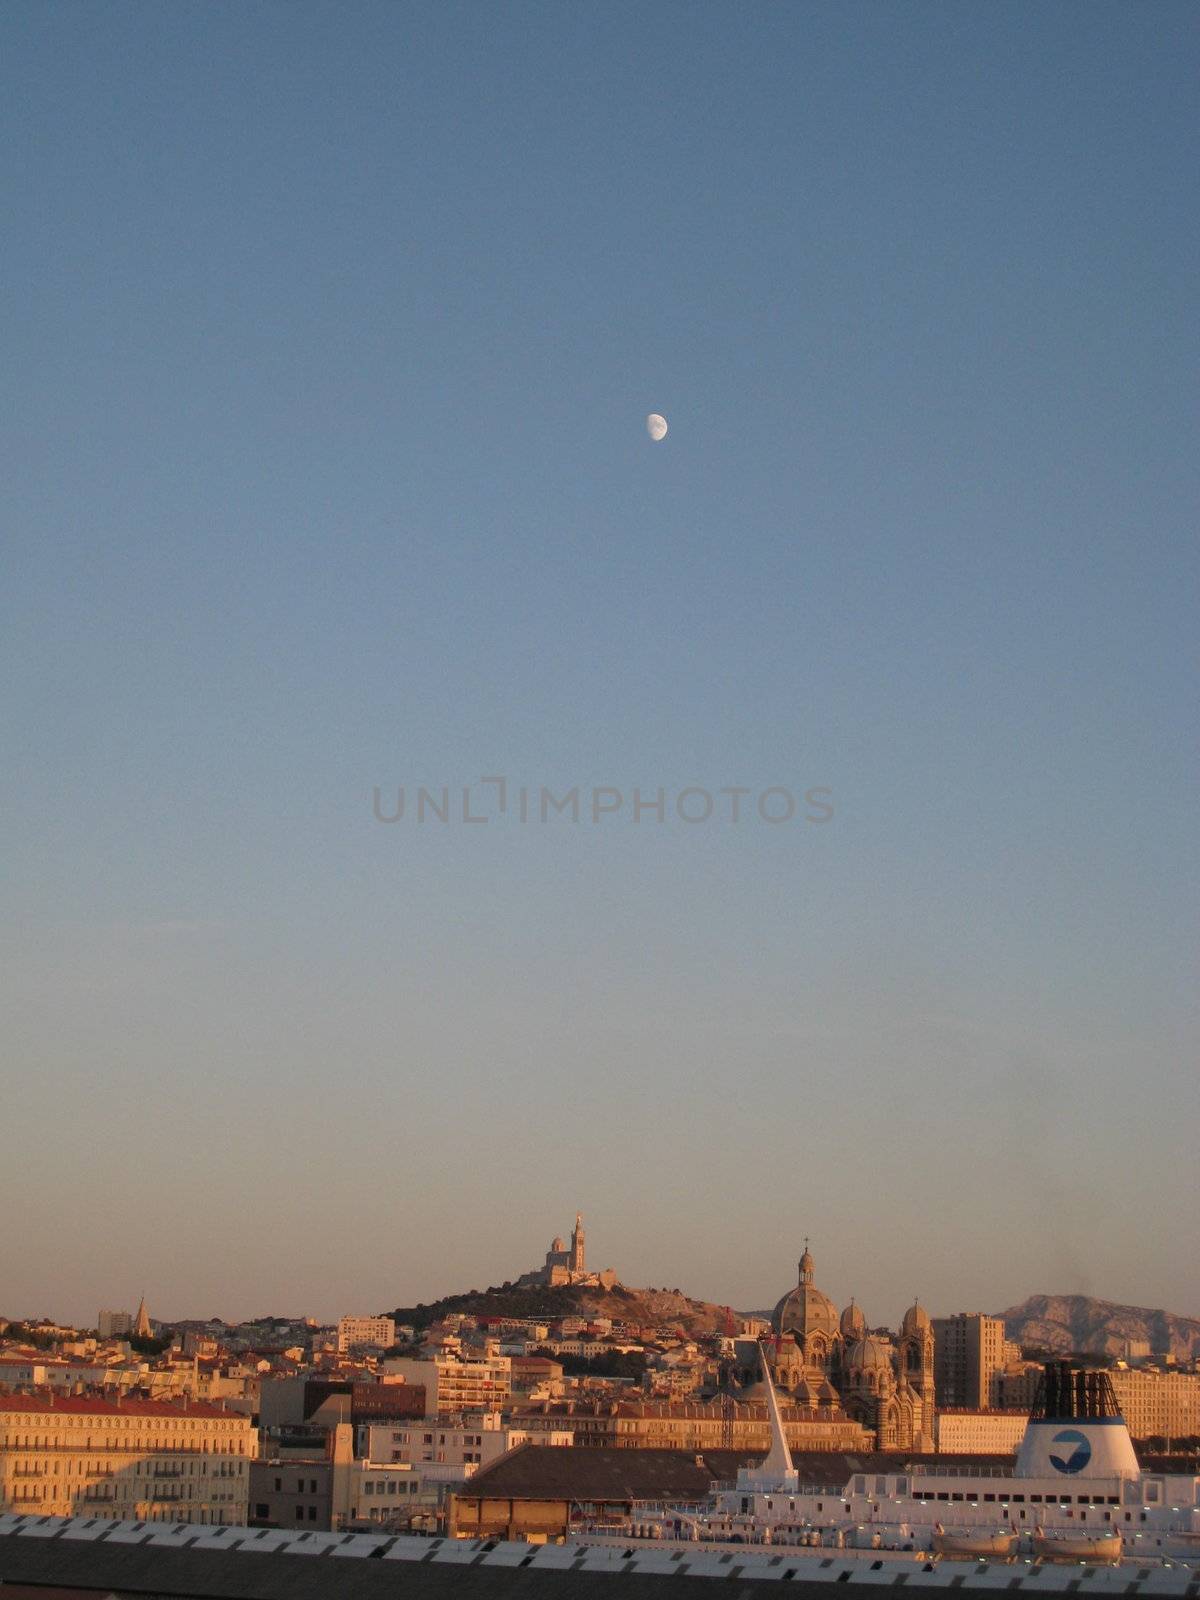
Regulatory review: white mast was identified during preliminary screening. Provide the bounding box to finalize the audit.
[738,1341,799,1490]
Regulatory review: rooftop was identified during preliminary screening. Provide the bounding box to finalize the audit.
[0,1393,244,1419]
[1,1516,1193,1600]
[458,1445,1017,1501]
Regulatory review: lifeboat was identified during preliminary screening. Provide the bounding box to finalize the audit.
[1032,1530,1122,1565]
[932,1528,1018,1559]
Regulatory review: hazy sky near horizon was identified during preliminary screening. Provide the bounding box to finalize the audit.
[2,2,1197,1330]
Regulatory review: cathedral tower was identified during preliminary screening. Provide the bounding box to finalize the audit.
[899,1299,936,1449]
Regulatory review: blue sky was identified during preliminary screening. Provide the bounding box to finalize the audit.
[2,1,1197,1327]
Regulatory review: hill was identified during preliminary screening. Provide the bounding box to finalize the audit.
[388,1282,737,1338]
[999,1294,1200,1362]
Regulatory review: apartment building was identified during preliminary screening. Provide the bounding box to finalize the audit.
[358,1413,511,1470]
[336,1315,396,1354]
[992,1362,1044,1411]
[932,1313,1019,1409]
[1109,1367,1200,1441]
[0,1394,255,1525]
[934,1408,1029,1453]
[383,1352,512,1416]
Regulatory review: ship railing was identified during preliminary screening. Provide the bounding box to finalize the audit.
[627,1502,719,1518]
[911,1465,1014,1479]
[709,1480,849,1496]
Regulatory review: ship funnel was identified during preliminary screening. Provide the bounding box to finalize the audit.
[1014,1362,1139,1480]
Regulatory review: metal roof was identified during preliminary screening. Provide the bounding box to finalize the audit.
[0,1515,1195,1600]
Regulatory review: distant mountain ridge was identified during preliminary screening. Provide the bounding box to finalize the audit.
[998,1294,1200,1362]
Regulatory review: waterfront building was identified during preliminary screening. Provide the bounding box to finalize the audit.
[0,1394,254,1524]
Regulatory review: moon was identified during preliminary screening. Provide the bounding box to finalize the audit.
[646,413,668,442]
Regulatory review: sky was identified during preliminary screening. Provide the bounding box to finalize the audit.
[2,1,1197,1330]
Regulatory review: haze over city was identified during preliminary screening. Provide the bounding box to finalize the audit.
[2,0,1197,1332]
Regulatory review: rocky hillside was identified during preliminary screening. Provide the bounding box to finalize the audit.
[389,1281,737,1338]
[999,1295,1200,1362]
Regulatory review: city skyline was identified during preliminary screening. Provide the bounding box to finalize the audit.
[11,1220,1200,1332]
[2,1,1196,1325]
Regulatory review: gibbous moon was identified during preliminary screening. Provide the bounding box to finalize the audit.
[646,413,668,442]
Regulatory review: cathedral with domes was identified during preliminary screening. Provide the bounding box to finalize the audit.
[760,1243,935,1451]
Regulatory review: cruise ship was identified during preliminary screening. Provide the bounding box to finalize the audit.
[572,1353,1200,1567]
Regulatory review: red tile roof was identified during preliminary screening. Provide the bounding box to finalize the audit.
[0,1393,242,1419]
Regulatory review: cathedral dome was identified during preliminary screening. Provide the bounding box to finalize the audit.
[901,1300,930,1335]
[846,1335,890,1371]
[772,1244,839,1340]
[772,1280,839,1340]
[840,1300,866,1339]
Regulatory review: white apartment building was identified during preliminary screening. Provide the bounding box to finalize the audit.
[336,1315,396,1353]
[382,1353,511,1416]
[0,1394,255,1525]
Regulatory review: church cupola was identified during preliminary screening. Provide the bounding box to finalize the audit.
[840,1298,866,1340]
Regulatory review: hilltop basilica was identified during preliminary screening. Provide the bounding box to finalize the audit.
[754,1244,936,1451]
[516,1214,619,1292]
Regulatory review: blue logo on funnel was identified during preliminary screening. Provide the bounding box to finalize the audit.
[1049,1428,1091,1474]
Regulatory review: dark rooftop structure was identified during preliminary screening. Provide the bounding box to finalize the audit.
[1,1516,1191,1600]
[457,1444,1016,1503]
